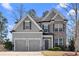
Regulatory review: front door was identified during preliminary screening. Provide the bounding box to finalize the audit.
[45,40,49,50]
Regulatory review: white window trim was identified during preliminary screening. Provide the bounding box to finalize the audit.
[25,20,30,22]
[54,38,59,46]
[43,24,49,32]
[58,38,63,45]
[55,24,63,32]
[24,20,31,29]
[54,24,59,32]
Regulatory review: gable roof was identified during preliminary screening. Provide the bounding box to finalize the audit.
[12,15,42,31]
[41,8,67,22]
[32,17,43,22]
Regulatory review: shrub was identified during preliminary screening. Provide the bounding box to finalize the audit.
[48,47,62,51]
[48,48,53,50]
[57,45,66,51]
[4,40,13,50]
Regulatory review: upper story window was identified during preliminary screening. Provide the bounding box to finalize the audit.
[59,28,63,32]
[59,24,63,32]
[54,24,63,32]
[23,20,31,29]
[43,24,49,32]
[54,24,58,32]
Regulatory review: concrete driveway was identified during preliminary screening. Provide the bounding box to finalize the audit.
[0,51,43,56]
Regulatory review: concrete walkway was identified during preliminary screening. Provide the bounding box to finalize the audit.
[0,51,43,56]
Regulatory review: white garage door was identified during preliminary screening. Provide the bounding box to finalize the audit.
[15,40,27,51]
[14,38,41,51]
[29,40,41,51]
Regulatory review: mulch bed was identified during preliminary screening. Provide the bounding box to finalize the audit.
[63,52,79,56]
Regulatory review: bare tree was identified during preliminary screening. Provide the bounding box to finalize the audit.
[27,9,36,17]
[8,4,37,24]
[61,3,79,55]
[8,4,26,23]
[0,12,8,43]
[42,10,49,17]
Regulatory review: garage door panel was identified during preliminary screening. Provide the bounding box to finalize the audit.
[29,40,41,51]
[15,40,27,51]
[14,38,41,51]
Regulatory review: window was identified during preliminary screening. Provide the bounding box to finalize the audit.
[59,24,63,32]
[59,38,63,45]
[54,39,58,46]
[54,38,63,46]
[59,28,63,32]
[43,24,49,32]
[54,24,63,32]
[54,28,58,31]
[23,20,31,29]
[54,24,58,32]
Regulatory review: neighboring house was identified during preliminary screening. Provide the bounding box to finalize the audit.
[11,9,67,51]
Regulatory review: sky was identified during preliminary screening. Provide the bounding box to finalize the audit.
[0,3,79,41]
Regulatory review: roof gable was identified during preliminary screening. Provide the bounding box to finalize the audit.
[12,15,42,31]
[42,9,66,22]
[42,9,56,21]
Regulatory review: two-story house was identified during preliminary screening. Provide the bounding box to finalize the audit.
[11,9,67,51]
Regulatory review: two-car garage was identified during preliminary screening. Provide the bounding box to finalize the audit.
[13,32,42,51]
[15,39,41,51]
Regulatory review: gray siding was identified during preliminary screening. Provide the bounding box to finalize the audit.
[54,15,64,21]
[49,21,54,33]
[13,32,42,38]
[15,17,41,32]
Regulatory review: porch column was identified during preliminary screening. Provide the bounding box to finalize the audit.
[52,37,53,48]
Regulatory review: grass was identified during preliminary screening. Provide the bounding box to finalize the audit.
[41,51,65,56]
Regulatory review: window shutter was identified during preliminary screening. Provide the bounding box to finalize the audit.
[23,22,25,29]
[30,21,31,29]
[42,25,44,29]
[48,25,50,32]
[53,24,54,32]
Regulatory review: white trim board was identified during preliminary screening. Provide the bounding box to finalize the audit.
[13,32,43,33]
[14,38,41,40]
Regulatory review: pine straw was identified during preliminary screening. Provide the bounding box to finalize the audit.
[42,51,64,56]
